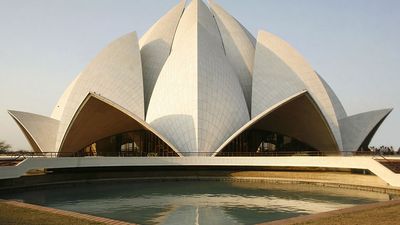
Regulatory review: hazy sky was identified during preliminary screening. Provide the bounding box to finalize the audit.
[0,0,399,151]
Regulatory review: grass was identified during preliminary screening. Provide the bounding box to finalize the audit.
[0,202,105,225]
[296,203,400,225]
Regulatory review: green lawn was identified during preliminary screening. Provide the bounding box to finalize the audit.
[297,203,400,225]
[0,202,105,225]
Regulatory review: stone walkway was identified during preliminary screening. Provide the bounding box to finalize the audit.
[2,200,137,225]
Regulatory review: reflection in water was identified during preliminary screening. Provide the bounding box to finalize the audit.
[1,180,391,225]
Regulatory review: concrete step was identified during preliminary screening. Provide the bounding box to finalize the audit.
[0,159,23,167]
[376,159,400,173]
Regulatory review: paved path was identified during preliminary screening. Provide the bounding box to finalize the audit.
[2,156,400,186]
[1,200,137,225]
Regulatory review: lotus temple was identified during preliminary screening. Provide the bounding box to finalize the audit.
[3,2,400,224]
[0,0,400,224]
[8,0,392,157]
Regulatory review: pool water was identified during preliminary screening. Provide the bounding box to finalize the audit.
[2,180,392,225]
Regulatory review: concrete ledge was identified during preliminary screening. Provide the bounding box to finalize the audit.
[1,169,400,195]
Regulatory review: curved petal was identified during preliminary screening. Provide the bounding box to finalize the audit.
[146,0,249,156]
[214,90,339,156]
[209,0,255,111]
[257,31,342,150]
[8,110,59,153]
[139,0,185,113]
[51,74,81,120]
[252,31,306,118]
[59,93,182,156]
[55,32,145,151]
[317,73,347,120]
[340,109,392,151]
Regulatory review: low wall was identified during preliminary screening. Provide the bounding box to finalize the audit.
[1,168,400,196]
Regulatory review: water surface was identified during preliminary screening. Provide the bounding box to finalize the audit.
[2,180,391,224]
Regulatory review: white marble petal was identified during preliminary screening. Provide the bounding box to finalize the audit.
[139,0,185,113]
[257,31,342,150]
[9,110,59,153]
[317,73,347,120]
[55,32,144,151]
[209,1,255,111]
[146,0,249,156]
[51,74,80,120]
[59,93,182,156]
[251,31,307,118]
[340,109,392,151]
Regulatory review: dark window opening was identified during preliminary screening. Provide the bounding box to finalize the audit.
[216,129,318,156]
[78,130,179,157]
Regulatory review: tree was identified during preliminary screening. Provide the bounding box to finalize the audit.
[0,140,11,153]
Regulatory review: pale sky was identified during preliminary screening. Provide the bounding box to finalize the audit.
[0,0,399,151]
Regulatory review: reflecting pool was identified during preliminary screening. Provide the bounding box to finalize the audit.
[2,180,392,224]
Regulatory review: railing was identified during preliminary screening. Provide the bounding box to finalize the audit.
[1,150,399,158]
[0,151,178,158]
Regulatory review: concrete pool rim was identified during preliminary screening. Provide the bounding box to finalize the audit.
[1,169,400,196]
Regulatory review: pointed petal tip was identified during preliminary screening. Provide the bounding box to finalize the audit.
[7,110,18,118]
[8,110,24,116]
[383,108,394,115]
[176,0,186,7]
[370,108,393,114]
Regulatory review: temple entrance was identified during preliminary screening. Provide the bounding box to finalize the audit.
[216,129,318,156]
[78,130,179,157]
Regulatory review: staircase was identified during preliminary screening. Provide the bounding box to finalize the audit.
[0,156,24,167]
[376,157,400,173]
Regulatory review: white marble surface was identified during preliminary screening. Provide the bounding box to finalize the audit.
[340,109,392,151]
[8,110,59,153]
[55,32,145,152]
[139,0,185,113]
